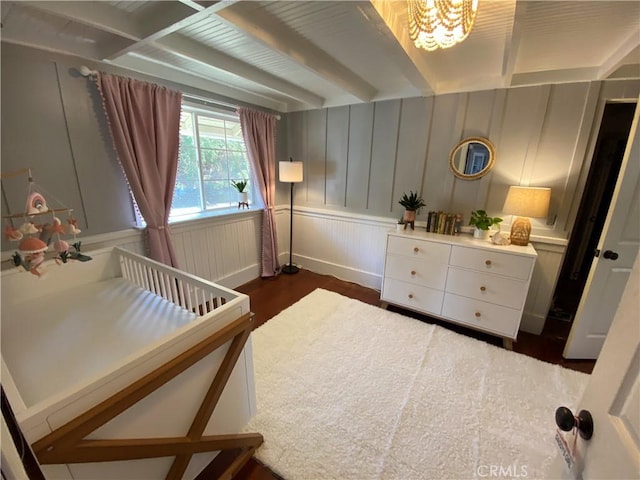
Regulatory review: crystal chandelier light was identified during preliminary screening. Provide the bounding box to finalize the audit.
[408,0,478,51]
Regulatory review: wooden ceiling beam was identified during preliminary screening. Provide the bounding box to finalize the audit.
[113,53,288,112]
[369,0,437,95]
[501,1,525,88]
[157,34,324,107]
[21,0,322,108]
[598,29,640,80]
[215,2,378,101]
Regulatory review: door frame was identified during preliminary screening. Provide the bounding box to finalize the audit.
[560,97,639,357]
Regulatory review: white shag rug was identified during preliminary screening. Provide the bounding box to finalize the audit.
[244,289,589,480]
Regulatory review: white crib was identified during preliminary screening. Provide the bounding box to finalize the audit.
[1,247,260,479]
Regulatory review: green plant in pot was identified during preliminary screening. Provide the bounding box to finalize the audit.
[399,191,426,230]
[231,179,248,193]
[469,210,502,239]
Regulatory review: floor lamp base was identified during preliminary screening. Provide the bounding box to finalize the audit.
[281,264,300,274]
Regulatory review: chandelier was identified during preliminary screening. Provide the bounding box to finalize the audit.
[408,0,478,51]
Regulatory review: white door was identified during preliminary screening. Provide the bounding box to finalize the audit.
[551,251,640,479]
[564,100,640,359]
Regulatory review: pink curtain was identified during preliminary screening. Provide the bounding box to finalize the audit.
[237,107,280,277]
[95,73,181,267]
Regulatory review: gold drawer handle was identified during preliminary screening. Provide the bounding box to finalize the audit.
[413,247,419,253]
[408,293,414,299]
[475,311,481,318]
[485,260,492,266]
[410,270,416,276]
[480,286,486,292]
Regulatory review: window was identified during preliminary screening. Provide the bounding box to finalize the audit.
[171,105,252,219]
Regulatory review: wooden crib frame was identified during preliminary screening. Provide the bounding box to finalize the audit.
[32,311,262,479]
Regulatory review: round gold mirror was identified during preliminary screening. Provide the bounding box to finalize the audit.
[449,137,496,180]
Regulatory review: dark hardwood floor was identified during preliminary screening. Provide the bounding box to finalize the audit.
[232,269,595,480]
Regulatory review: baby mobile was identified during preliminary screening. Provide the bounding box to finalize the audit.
[2,168,91,276]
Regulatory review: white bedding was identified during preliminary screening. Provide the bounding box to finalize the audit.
[2,277,197,407]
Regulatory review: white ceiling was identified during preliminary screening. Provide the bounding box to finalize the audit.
[2,0,639,113]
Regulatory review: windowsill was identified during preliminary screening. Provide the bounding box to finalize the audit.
[167,205,262,228]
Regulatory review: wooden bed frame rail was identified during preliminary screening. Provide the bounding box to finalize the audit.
[117,248,232,316]
[32,311,262,480]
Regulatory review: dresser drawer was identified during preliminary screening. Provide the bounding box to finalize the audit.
[385,255,448,289]
[441,293,520,338]
[449,246,533,280]
[382,278,444,316]
[387,235,451,261]
[445,267,528,309]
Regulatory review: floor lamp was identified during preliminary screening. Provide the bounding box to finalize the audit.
[279,158,303,274]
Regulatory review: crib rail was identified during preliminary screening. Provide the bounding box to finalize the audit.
[115,248,235,317]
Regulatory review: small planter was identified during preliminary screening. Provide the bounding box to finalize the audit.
[398,191,425,231]
[403,210,417,230]
[473,228,489,240]
[396,223,404,232]
[237,191,249,209]
[469,210,502,239]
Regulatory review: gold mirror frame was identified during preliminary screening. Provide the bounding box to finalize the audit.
[449,137,496,180]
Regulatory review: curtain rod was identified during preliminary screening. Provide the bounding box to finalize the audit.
[79,65,281,120]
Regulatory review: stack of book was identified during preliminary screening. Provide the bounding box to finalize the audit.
[426,212,463,235]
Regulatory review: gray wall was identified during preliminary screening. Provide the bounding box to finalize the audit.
[281,81,640,238]
[3,42,638,254]
[1,44,133,253]
[1,43,286,252]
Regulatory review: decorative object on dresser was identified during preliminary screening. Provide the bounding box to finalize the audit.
[398,190,426,230]
[468,209,503,239]
[380,230,537,349]
[503,186,551,246]
[426,211,463,235]
[490,228,511,245]
[449,137,496,180]
[279,157,304,274]
[231,179,250,209]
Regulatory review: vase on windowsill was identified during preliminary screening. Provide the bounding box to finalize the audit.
[232,179,250,209]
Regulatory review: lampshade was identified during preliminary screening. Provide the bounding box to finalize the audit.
[279,161,303,183]
[407,0,478,51]
[503,186,551,218]
[503,186,551,246]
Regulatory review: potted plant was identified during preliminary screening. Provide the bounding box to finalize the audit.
[399,191,426,230]
[231,179,249,208]
[469,210,502,239]
[396,217,404,232]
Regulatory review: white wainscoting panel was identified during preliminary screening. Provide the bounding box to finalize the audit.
[521,240,567,334]
[288,207,394,290]
[170,210,262,288]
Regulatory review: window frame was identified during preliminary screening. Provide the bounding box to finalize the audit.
[169,103,258,223]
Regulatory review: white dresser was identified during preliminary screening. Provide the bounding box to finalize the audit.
[381,230,537,346]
